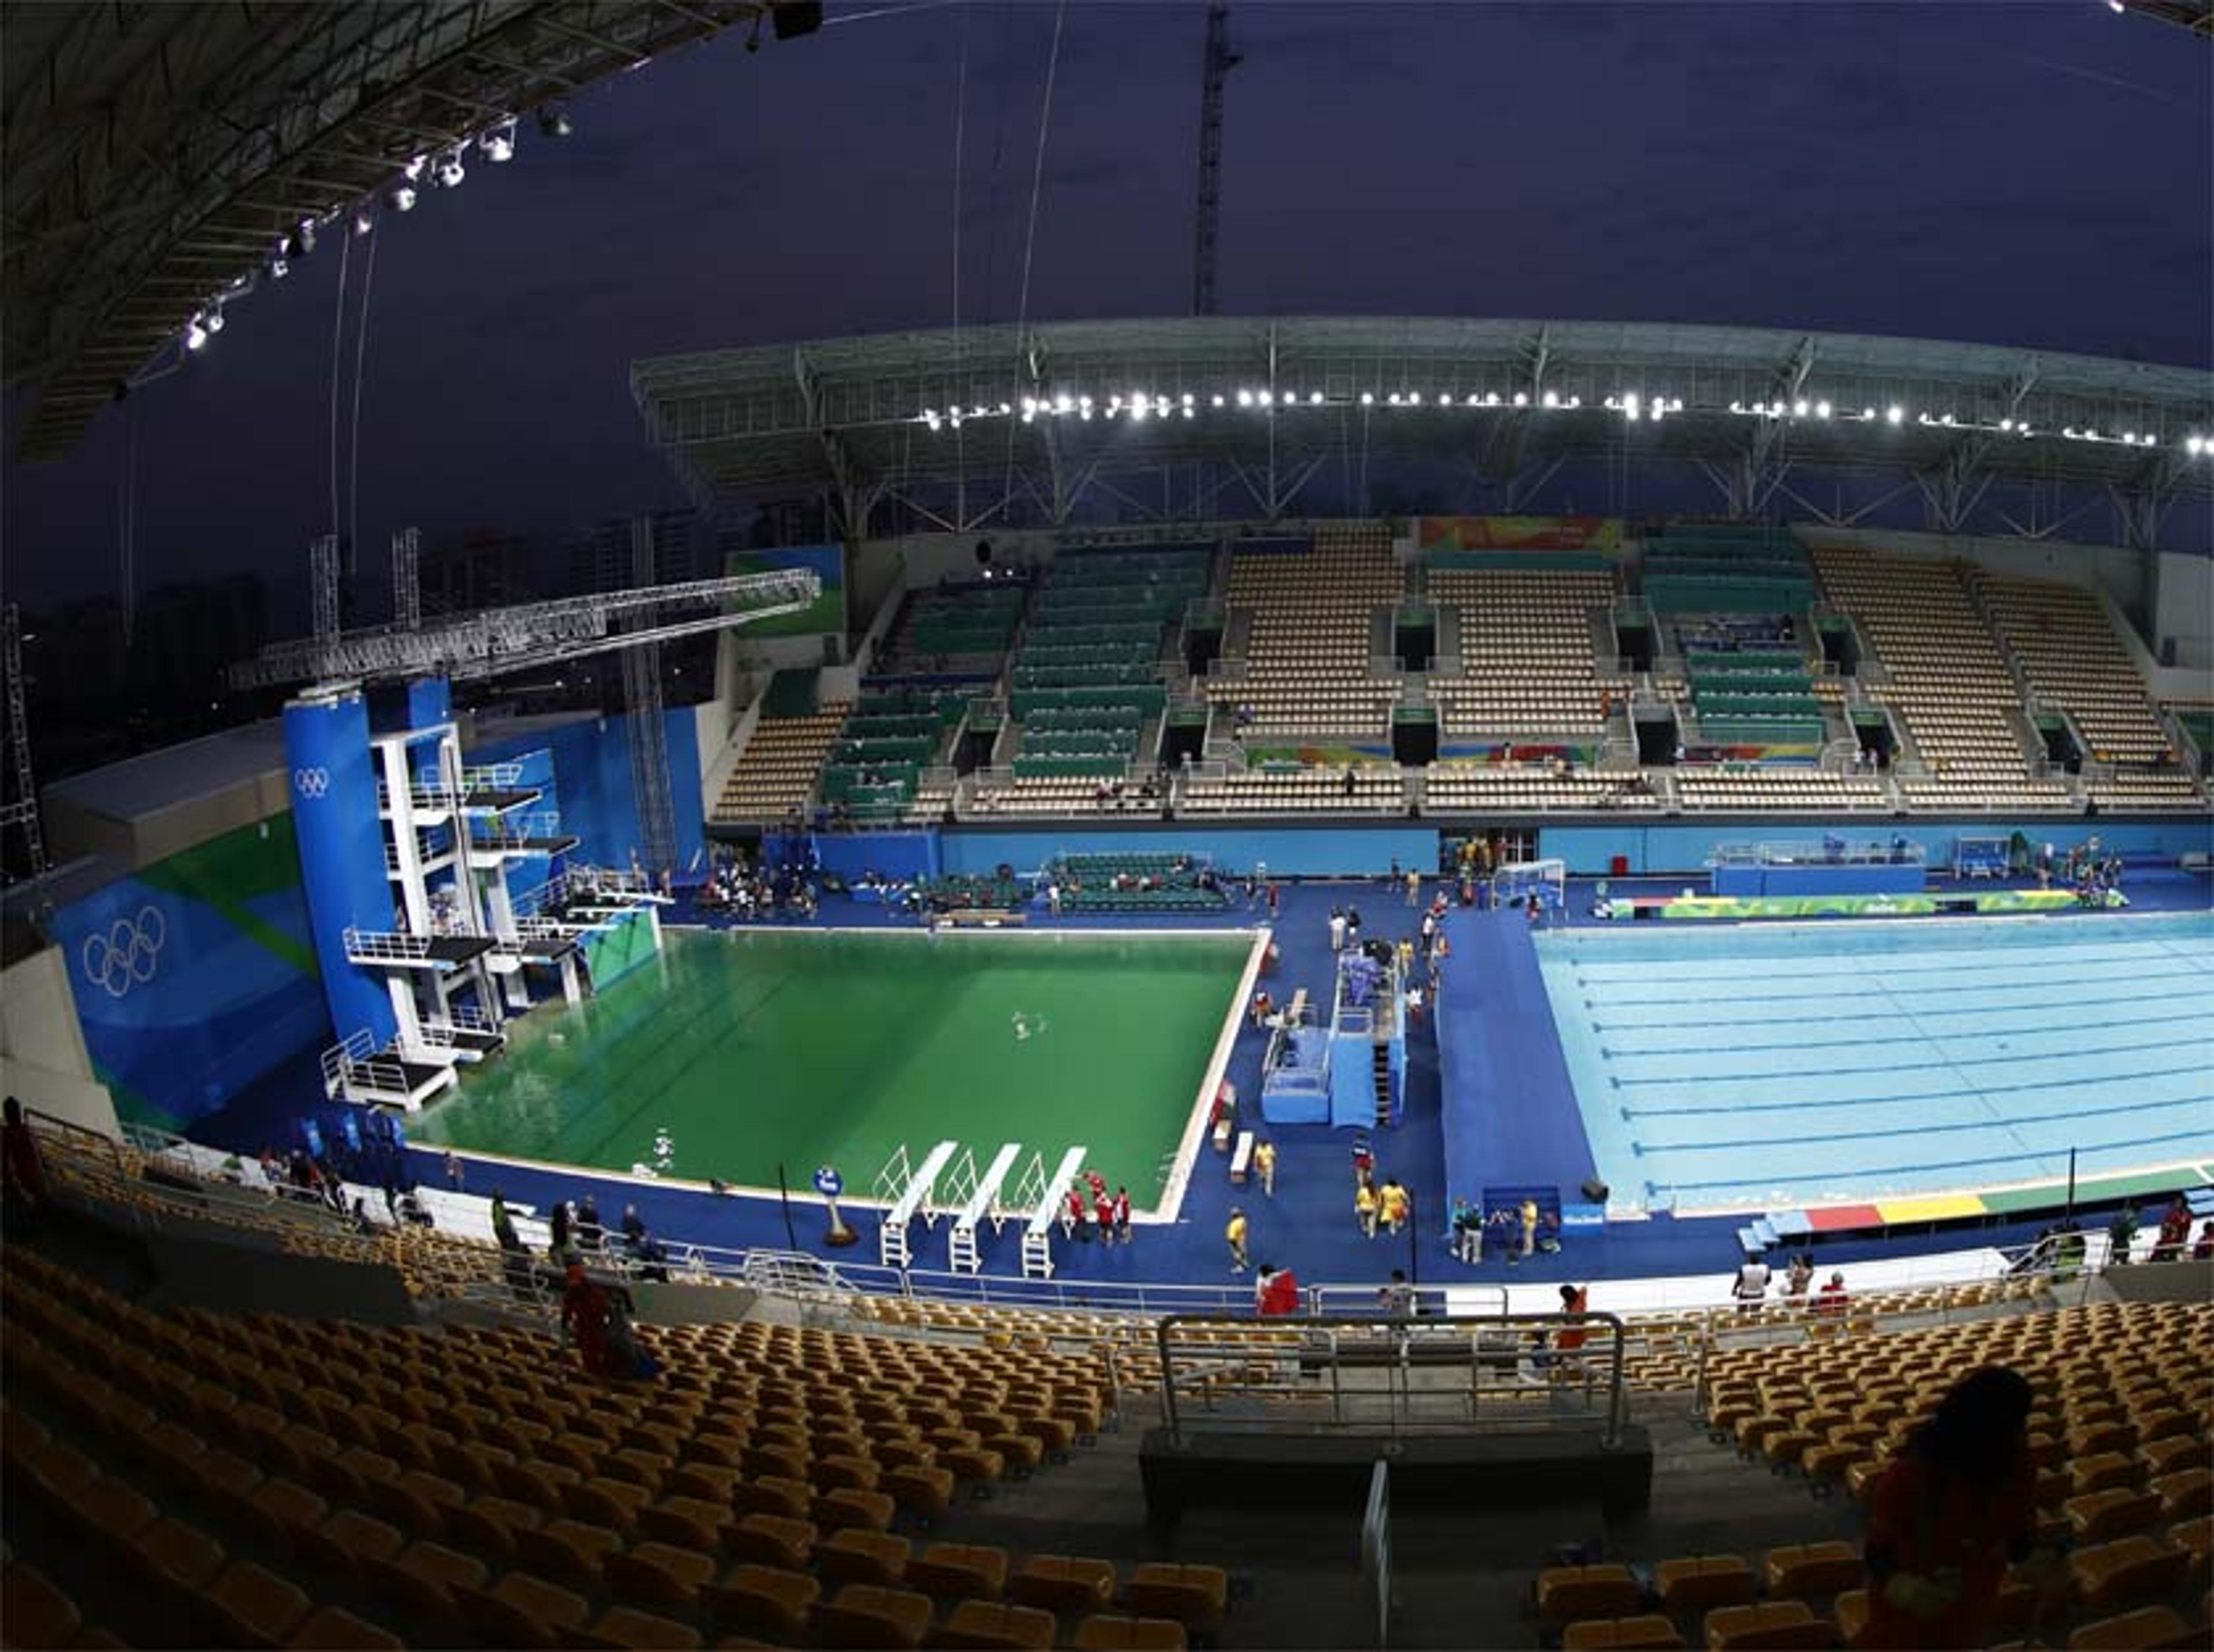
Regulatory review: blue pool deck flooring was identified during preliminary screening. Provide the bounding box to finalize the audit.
[185,868,2214,1293]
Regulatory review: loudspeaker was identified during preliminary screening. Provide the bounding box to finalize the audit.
[773,3,823,40]
[974,537,994,567]
[1580,1178,1610,1204]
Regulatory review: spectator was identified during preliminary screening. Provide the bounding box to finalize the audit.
[1786,1254,1814,1297]
[1815,1272,1850,1315]
[620,1203,647,1247]
[548,1198,573,1261]
[1256,1263,1301,1317]
[443,1149,464,1191]
[1552,1283,1590,1382]
[2107,1203,2139,1265]
[491,1188,519,1249]
[1112,1186,1132,1246]
[1378,1269,1415,1318]
[2193,1220,2214,1261]
[1451,1197,1481,1263]
[603,1289,661,1382]
[1732,1251,1772,1313]
[1861,1367,2050,1649]
[575,1193,604,1253]
[2149,1197,2191,1263]
[2,1096,48,1225]
[560,1263,613,1378]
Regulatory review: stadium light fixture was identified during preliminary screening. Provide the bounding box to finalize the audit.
[1565,394,1582,409]
[390,184,418,212]
[1940,412,1956,427]
[1257,389,1273,408]
[1408,391,1424,406]
[353,206,374,236]
[1055,394,1074,414]
[1793,398,1810,417]
[1540,390,1558,409]
[539,107,574,138]
[1210,393,1225,408]
[1129,397,1148,422]
[2188,435,2205,455]
[996,402,1011,416]
[1512,392,1528,408]
[1387,392,1403,406]
[1310,390,1324,406]
[1360,391,1375,406]
[1999,417,2014,431]
[1236,389,1253,408]
[1885,404,1904,425]
[297,218,318,254]
[1814,400,1832,419]
[483,119,518,163]
[1181,392,1195,409]
[184,314,210,352]
[1622,391,1641,421]
[436,150,466,188]
[1181,403,1195,419]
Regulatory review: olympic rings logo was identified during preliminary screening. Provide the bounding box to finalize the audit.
[81,906,167,999]
[293,767,331,799]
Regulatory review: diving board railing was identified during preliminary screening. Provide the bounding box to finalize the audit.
[949,1142,1023,1274]
[1022,1145,1090,1280]
[876,1139,958,1269]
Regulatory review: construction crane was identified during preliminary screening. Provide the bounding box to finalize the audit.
[1191,3,1240,316]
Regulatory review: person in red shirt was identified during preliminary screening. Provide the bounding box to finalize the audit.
[1064,1185,1090,1241]
[1256,1263,1301,1317]
[1814,1272,1850,1315]
[1094,1188,1116,1246]
[1861,1366,2051,1649]
[1110,1186,1131,1246]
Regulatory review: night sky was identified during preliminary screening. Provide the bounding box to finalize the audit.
[5,1,2208,609]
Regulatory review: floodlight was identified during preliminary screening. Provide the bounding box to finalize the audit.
[1486,392,1502,407]
[184,315,209,352]
[1793,398,1809,417]
[1360,391,1375,406]
[205,303,225,334]
[1512,392,1528,408]
[1814,400,1832,419]
[2189,435,2205,455]
[1885,405,1903,424]
[353,207,374,236]
[1257,389,1272,407]
[1211,394,1225,408]
[539,107,574,138]
[483,119,518,163]
[405,155,428,182]
[1408,391,1423,406]
[298,218,318,254]
[436,151,466,187]
[1055,394,1074,414]
[390,184,417,212]
[1541,390,1559,409]
[1622,392,1641,421]
[1310,390,1324,405]
[1236,389,1253,408]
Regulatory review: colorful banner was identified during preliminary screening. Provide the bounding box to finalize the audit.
[50,817,329,1130]
[1417,515,1624,552]
[1609,889,2097,922]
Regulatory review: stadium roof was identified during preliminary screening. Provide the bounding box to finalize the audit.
[2,0,780,464]
[631,316,2214,549]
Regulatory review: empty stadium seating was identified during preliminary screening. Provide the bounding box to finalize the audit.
[1180,765,1405,815]
[1204,525,1403,738]
[1427,564,1618,739]
[714,703,852,823]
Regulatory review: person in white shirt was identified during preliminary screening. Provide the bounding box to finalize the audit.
[1732,1252,1772,1314]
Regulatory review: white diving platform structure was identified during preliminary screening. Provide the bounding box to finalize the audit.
[948,1142,1023,1274]
[1020,1145,1090,1280]
[875,1139,959,1269]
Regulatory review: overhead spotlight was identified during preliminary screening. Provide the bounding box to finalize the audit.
[184,314,210,352]
[2106,0,2126,12]
[1210,393,1225,408]
[389,183,417,212]
[1181,392,1195,408]
[1538,390,1557,409]
[269,255,289,280]
[1236,389,1253,408]
[2188,435,2205,456]
[1814,400,1832,419]
[1054,394,1074,414]
[1512,391,1528,408]
[1486,391,1502,407]
[537,106,574,138]
[483,119,518,163]
[1359,391,1375,406]
[1884,405,1903,424]
[1793,398,1810,417]
[1129,397,1148,422]
[1309,390,1324,405]
[1387,392,1403,406]
[436,150,466,187]
[1999,417,2015,432]
[2063,426,2079,439]
[1729,400,1744,414]
[1407,391,1423,406]
[1940,412,1956,427]
[1858,406,1873,420]
[1079,403,1093,420]
[1565,394,1581,409]
[2016,424,2032,437]
[1257,389,1273,407]
[352,206,374,236]
[996,401,1011,416]
[1181,403,1194,419]
[404,154,428,182]
[1020,396,1037,416]
[204,302,225,334]
[298,218,318,254]
[1622,392,1641,421]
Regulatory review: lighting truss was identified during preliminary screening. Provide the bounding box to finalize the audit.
[229,568,819,691]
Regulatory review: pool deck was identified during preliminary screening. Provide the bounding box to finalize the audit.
[185,866,2213,1292]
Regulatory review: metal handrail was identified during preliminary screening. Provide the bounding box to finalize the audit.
[1154,1308,1632,1449]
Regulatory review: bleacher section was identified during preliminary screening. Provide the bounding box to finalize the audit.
[1978,573,2206,812]
[1428,563,1617,739]
[1643,525,1817,618]
[1675,768,1889,813]
[1812,547,2076,811]
[1682,641,1827,748]
[872,582,1027,677]
[714,704,852,824]
[1422,765,1662,814]
[1180,765,1405,815]
[1045,853,1230,911]
[1204,524,1403,737]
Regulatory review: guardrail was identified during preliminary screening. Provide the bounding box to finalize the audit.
[1154,1309,1631,1448]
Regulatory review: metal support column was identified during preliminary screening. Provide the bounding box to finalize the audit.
[1,605,47,881]
[623,516,679,883]
[391,527,421,629]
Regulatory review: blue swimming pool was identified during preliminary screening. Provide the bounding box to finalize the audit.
[1535,911,2214,1212]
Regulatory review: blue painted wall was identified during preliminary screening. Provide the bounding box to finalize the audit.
[284,691,400,1050]
[940,826,1440,878]
[811,832,940,884]
[1540,819,2214,877]
[473,711,706,879]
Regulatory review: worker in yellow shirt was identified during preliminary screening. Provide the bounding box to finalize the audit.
[1254,1138,1277,1198]
[1355,1180,1379,1239]
[1226,1206,1249,1272]
[1380,1178,1410,1236]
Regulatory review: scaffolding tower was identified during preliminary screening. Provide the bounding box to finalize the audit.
[1,604,45,881]
[1190,3,1239,317]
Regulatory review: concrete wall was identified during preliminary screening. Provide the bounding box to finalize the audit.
[43,770,292,873]
[0,944,119,1140]
[2151,552,2214,676]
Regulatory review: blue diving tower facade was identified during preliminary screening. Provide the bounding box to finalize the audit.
[285,676,664,1111]
[1257,944,1406,1130]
